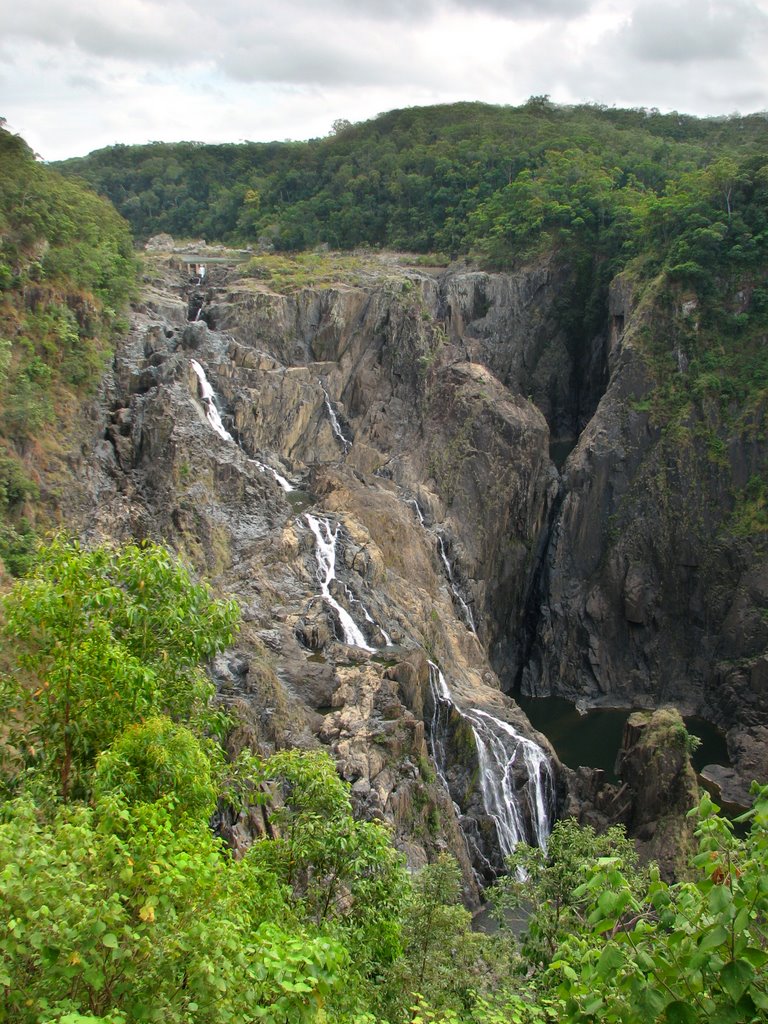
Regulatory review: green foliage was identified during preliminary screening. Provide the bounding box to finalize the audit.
[1,536,239,801]
[251,747,408,1003]
[56,101,765,258]
[92,715,219,819]
[0,795,342,1024]
[490,819,644,972]
[0,125,137,571]
[398,854,475,1005]
[552,787,768,1022]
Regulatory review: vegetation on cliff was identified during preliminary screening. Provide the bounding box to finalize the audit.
[55,101,768,526]
[2,538,768,1023]
[0,124,136,574]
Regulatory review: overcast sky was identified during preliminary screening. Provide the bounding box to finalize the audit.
[2,0,767,161]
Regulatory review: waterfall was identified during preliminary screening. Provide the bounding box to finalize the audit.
[426,661,554,867]
[437,535,476,633]
[462,707,554,857]
[248,458,295,493]
[344,582,393,646]
[190,359,233,442]
[408,498,425,526]
[322,388,351,452]
[427,661,454,792]
[189,361,297,493]
[305,514,375,652]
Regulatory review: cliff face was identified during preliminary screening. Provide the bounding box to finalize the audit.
[523,274,768,801]
[60,252,572,894]
[55,248,767,881]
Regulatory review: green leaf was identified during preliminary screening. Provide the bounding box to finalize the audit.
[742,947,768,968]
[102,932,119,949]
[597,944,624,978]
[709,885,733,914]
[720,959,754,1003]
[698,923,729,950]
[664,999,698,1024]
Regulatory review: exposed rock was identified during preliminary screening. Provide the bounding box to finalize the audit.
[523,272,768,797]
[55,254,568,896]
[51,249,767,892]
[615,708,700,879]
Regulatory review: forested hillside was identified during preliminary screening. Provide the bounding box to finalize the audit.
[1,100,767,1022]
[56,100,767,261]
[0,124,136,572]
[57,100,768,442]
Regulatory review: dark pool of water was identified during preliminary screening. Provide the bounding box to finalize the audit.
[516,694,729,783]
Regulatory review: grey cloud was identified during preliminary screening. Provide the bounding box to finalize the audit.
[337,0,590,17]
[223,24,435,89]
[622,0,768,63]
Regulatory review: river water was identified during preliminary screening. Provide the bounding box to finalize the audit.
[515,694,730,782]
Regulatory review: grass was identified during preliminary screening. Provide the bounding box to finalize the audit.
[241,249,450,294]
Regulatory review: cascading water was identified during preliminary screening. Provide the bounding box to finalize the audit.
[322,387,351,453]
[190,359,233,442]
[426,660,554,870]
[249,459,295,493]
[190,361,296,492]
[408,498,425,526]
[305,514,376,652]
[437,535,476,633]
[427,661,454,794]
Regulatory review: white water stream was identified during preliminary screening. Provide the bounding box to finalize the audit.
[190,359,233,442]
[249,459,295,493]
[322,388,351,452]
[305,514,376,652]
[427,661,554,865]
[437,535,477,633]
[190,360,296,493]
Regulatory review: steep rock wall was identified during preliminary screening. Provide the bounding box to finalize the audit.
[60,253,569,894]
[523,274,768,798]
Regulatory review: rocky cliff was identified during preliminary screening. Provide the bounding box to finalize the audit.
[50,246,766,885]
[56,250,576,895]
[522,273,768,806]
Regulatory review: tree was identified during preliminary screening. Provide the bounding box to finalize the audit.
[0,796,344,1024]
[1,537,239,801]
[92,715,219,820]
[490,819,644,970]
[250,749,408,979]
[552,788,768,1022]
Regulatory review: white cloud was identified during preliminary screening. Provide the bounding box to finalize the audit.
[621,0,768,63]
[1,0,766,161]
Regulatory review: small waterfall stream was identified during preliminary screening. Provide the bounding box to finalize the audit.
[427,660,554,868]
[322,387,352,453]
[437,535,476,633]
[190,360,295,492]
[305,514,376,652]
[190,359,233,442]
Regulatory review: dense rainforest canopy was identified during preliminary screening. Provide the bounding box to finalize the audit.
[0,124,137,572]
[55,99,768,265]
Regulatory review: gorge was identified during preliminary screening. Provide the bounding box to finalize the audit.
[49,241,766,887]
